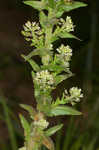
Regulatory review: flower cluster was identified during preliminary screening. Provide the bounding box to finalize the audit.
[64,87,83,105]
[34,118,49,129]
[34,70,54,89]
[21,21,44,47]
[59,16,74,32]
[69,87,83,101]
[56,44,72,60]
[56,44,72,70]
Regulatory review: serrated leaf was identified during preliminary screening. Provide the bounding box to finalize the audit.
[20,104,36,120]
[62,1,87,12]
[19,114,30,141]
[45,124,63,136]
[23,1,46,10]
[49,106,82,116]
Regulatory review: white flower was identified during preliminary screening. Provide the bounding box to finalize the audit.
[57,44,72,55]
[59,16,74,32]
[65,16,74,32]
[56,44,72,62]
[25,21,31,29]
[34,119,49,129]
[24,21,41,33]
[34,70,54,89]
[69,87,83,102]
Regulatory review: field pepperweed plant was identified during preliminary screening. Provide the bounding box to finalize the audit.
[19,0,87,150]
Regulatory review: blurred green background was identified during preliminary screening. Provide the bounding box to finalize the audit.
[0,0,99,150]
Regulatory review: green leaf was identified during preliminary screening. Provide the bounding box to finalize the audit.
[19,114,30,141]
[51,32,80,43]
[45,124,63,136]
[21,54,40,71]
[49,106,82,116]
[40,11,48,28]
[55,10,64,18]
[42,136,55,150]
[20,104,36,120]
[54,74,72,86]
[48,0,55,8]
[21,50,39,60]
[31,71,35,78]
[59,32,80,41]
[23,1,46,10]
[28,59,40,71]
[41,64,63,74]
[61,2,87,12]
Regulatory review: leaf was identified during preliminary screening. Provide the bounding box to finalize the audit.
[31,71,35,78]
[61,1,87,12]
[48,0,55,8]
[52,97,66,106]
[21,54,40,71]
[28,59,40,71]
[59,32,80,41]
[40,11,48,28]
[41,64,63,74]
[55,10,64,18]
[45,124,63,136]
[54,74,72,86]
[23,1,46,10]
[51,32,80,43]
[49,106,82,116]
[19,114,30,141]
[20,104,36,120]
[42,136,54,150]
[21,50,39,60]
[51,35,58,43]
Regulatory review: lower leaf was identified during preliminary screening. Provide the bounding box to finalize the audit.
[49,106,82,116]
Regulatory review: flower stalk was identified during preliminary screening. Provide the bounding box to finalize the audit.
[19,0,87,150]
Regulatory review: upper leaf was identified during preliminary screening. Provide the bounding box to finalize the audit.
[23,1,47,10]
[56,1,87,14]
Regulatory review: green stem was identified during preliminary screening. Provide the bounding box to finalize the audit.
[45,8,53,49]
[45,26,52,49]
